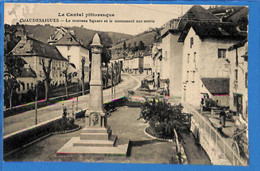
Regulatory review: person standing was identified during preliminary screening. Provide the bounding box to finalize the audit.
[219,108,226,127]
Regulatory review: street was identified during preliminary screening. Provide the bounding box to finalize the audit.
[3,73,145,136]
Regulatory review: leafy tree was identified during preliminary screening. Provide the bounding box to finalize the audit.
[39,58,53,101]
[4,53,25,109]
[101,47,111,65]
[138,41,145,50]
[123,41,127,50]
[139,98,184,138]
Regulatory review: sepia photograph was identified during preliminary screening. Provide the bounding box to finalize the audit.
[3,3,249,166]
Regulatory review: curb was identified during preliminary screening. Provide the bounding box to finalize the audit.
[143,127,174,142]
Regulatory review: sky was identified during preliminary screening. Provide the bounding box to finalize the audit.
[4,3,205,35]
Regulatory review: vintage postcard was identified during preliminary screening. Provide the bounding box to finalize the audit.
[3,3,248,166]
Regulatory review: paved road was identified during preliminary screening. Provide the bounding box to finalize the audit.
[3,73,146,136]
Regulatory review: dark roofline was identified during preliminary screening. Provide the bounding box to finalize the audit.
[14,37,68,61]
[178,21,246,42]
[228,39,248,51]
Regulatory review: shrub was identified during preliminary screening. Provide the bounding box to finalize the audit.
[139,98,184,138]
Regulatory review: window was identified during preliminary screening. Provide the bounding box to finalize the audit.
[27,83,29,90]
[186,71,189,82]
[31,83,33,89]
[17,85,20,91]
[218,49,227,58]
[235,69,238,81]
[187,54,190,63]
[22,84,25,91]
[245,72,248,88]
[67,46,71,51]
[192,71,195,83]
[190,37,193,48]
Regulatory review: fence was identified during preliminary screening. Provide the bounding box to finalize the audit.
[183,103,247,166]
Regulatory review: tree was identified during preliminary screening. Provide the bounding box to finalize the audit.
[39,58,53,101]
[101,47,111,65]
[138,41,145,50]
[4,53,25,109]
[123,41,127,50]
[139,99,184,138]
[62,57,74,99]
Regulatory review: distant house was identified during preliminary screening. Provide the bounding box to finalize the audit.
[160,5,220,98]
[228,39,248,125]
[131,51,144,74]
[48,27,90,83]
[143,50,153,75]
[178,21,246,107]
[11,36,68,90]
[16,64,37,94]
[201,78,230,106]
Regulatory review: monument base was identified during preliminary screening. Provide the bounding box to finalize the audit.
[57,126,129,156]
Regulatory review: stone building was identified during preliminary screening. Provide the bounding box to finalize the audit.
[11,36,68,90]
[228,39,248,125]
[48,27,90,83]
[160,5,220,98]
[178,21,246,107]
[16,64,37,94]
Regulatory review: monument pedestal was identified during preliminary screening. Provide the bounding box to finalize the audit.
[57,124,129,156]
[57,33,129,156]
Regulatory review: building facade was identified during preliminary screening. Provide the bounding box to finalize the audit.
[178,22,245,107]
[48,27,90,83]
[11,36,68,91]
[228,40,248,125]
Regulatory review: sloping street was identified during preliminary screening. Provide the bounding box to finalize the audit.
[3,74,145,136]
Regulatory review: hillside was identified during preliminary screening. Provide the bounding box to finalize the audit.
[4,24,133,51]
[111,31,157,50]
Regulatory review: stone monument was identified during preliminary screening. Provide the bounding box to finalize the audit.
[57,33,129,155]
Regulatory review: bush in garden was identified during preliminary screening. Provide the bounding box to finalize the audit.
[139,98,184,138]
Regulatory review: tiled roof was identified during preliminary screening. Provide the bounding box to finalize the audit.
[12,37,67,61]
[182,5,220,21]
[178,21,246,42]
[201,78,230,95]
[51,32,82,46]
[162,5,220,37]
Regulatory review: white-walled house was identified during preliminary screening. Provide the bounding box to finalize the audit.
[160,5,220,98]
[228,39,248,125]
[143,50,153,75]
[178,21,246,107]
[48,27,90,83]
[11,36,68,90]
[161,21,183,97]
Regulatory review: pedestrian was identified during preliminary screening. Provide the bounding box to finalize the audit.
[219,108,226,127]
